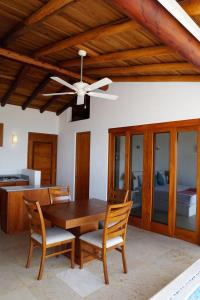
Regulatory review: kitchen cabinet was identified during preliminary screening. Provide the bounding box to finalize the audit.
[0,187,51,234]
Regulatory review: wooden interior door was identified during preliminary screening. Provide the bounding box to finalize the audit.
[75,132,90,201]
[28,133,57,185]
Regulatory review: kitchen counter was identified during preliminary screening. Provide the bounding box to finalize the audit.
[0,185,58,234]
[0,184,57,192]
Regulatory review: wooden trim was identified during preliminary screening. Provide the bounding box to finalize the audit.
[27,132,58,185]
[174,227,197,244]
[168,129,177,236]
[111,0,200,70]
[107,132,115,197]
[196,128,200,244]
[150,222,169,236]
[109,118,200,133]
[0,123,3,147]
[125,132,131,191]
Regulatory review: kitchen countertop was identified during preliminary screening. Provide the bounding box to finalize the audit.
[0,185,57,192]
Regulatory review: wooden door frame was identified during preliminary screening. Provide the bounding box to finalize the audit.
[108,118,200,244]
[27,132,58,185]
[75,131,91,201]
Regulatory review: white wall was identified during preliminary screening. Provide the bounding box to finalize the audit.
[57,82,200,200]
[0,105,59,175]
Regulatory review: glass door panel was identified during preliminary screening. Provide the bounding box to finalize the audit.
[152,132,170,225]
[176,131,197,232]
[130,134,144,217]
[114,135,125,190]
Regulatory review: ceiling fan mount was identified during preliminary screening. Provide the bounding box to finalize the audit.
[43,50,118,106]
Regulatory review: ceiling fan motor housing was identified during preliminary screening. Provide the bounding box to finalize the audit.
[78,49,87,57]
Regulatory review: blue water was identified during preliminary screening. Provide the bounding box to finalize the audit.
[188,286,200,300]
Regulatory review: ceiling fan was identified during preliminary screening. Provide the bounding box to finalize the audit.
[43,50,118,105]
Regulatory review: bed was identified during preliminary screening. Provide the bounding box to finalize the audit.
[131,185,196,217]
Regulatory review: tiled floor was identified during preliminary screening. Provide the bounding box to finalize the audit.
[1,226,200,300]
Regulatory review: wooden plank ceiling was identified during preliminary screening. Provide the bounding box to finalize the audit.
[0,0,200,114]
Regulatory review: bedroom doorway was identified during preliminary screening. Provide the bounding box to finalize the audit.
[108,120,200,244]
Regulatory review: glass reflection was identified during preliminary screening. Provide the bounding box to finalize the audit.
[130,134,144,217]
[114,136,125,190]
[152,133,170,225]
[176,131,197,231]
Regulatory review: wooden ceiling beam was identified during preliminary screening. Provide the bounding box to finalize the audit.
[180,0,200,16]
[40,87,67,113]
[111,0,200,70]
[61,45,176,67]
[30,0,200,58]
[111,75,200,82]
[1,0,75,46]
[1,66,28,106]
[0,47,95,84]
[85,62,198,76]
[35,18,136,57]
[56,96,77,116]
[22,74,51,110]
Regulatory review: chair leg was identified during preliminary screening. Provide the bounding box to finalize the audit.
[121,245,127,274]
[102,251,109,285]
[79,240,83,269]
[26,239,34,268]
[71,240,75,269]
[37,247,46,280]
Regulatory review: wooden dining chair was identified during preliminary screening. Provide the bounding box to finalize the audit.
[24,197,75,280]
[79,201,132,284]
[108,189,129,204]
[99,190,129,229]
[48,186,71,204]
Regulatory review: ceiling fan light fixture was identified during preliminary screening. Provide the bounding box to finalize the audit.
[43,50,118,106]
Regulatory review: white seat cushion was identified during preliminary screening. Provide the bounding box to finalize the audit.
[54,195,71,202]
[80,229,123,248]
[32,227,75,245]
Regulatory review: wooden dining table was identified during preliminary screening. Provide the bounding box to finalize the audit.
[42,198,107,264]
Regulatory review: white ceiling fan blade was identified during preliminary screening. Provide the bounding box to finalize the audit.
[87,77,112,91]
[88,92,118,100]
[43,92,76,96]
[77,95,85,105]
[50,76,77,91]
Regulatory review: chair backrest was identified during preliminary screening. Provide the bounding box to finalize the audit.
[24,197,46,243]
[48,186,71,204]
[103,201,132,246]
[108,190,129,204]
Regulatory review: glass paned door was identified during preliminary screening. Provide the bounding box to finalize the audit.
[152,132,170,225]
[176,131,197,232]
[130,134,144,217]
[114,135,125,190]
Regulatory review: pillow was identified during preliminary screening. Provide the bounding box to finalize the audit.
[154,174,158,186]
[157,171,166,185]
[137,175,142,187]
